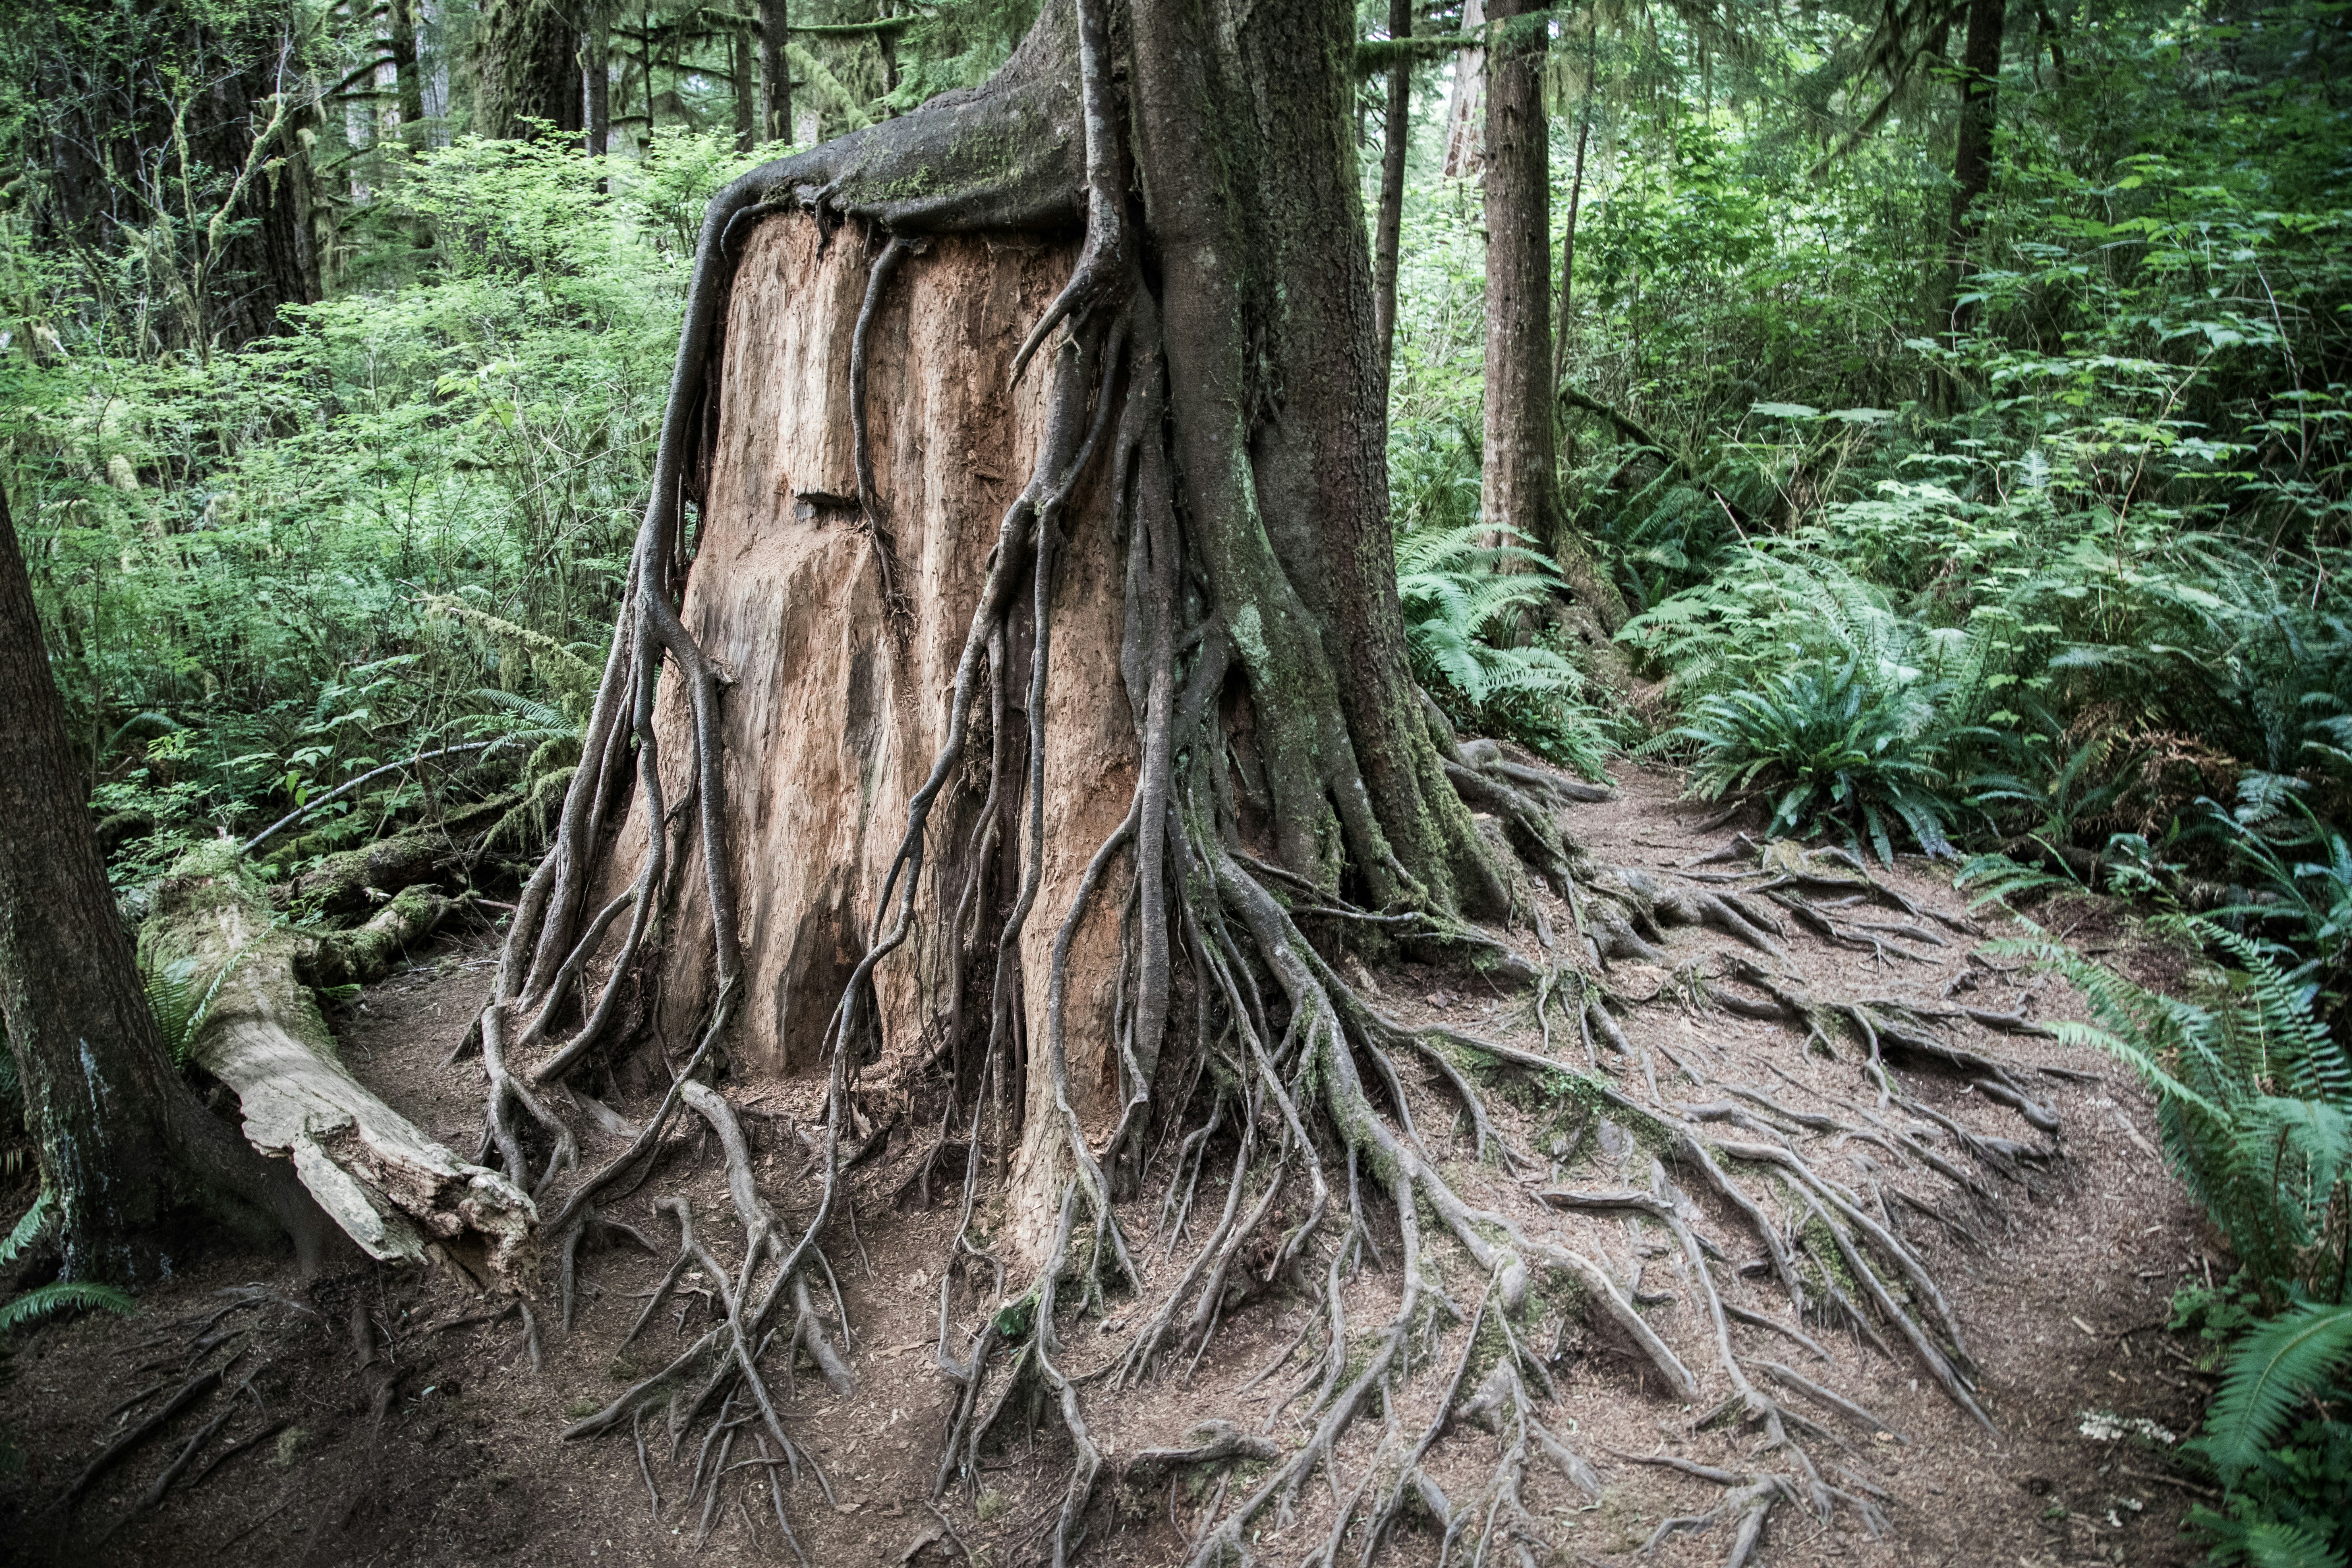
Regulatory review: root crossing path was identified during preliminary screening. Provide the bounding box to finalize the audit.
[455,774,2190,1568]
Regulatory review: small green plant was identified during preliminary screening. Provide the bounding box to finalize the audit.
[1667,661,1958,861]
[1394,522,1612,777]
[0,1196,137,1335]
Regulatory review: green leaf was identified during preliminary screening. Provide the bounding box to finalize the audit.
[2196,1302,2352,1483]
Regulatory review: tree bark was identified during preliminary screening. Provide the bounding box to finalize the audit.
[1440,0,1486,176]
[758,0,791,143]
[475,0,584,140]
[0,488,332,1284]
[1372,0,1412,376]
[390,0,427,145]
[586,8,612,159]
[1941,0,2006,340]
[1480,0,1628,646]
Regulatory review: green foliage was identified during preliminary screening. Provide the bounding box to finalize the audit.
[2199,1303,2352,1484]
[0,1281,136,1336]
[1394,522,1611,777]
[0,1194,135,1340]
[2014,920,2352,1563]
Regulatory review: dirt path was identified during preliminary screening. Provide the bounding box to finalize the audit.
[0,767,2218,1568]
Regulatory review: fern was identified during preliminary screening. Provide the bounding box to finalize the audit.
[1394,522,1612,777]
[2241,1519,2352,1568]
[2197,1302,2352,1483]
[0,1280,135,1335]
[0,1196,48,1268]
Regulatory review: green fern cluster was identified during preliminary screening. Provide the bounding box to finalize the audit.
[0,1196,136,1337]
[1394,523,1612,778]
[2014,923,2352,1564]
[1631,550,1995,859]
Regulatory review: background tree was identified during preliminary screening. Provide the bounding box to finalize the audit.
[474,0,584,141]
[1478,0,1629,655]
[0,485,331,1285]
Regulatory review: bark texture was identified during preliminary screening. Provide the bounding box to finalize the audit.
[0,489,329,1282]
[474,0,584,140]
[1372,0,1412,372]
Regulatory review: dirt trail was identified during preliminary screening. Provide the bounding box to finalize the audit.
[0,766,2217,1568]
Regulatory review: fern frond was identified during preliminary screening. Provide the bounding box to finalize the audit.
[0,1195,50,1268]
[2196,1301,2352,1482]
[0,1280,136,1334]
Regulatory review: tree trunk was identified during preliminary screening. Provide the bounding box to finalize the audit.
[390,0,427,145]
[0,488,333,1284]
[1440,0,1486,176]
[1941,0,2006,341]
[25,0,321,352]
[731,28,754,152]
[1550,108,1589,389]
[479,4,1812,1555]
[1372,0,1412,375]
[586,9,612,159]
[758,0,790,143]
[1480,0,1629,650]
[475,0,584,140]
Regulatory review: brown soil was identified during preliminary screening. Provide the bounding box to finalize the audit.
[0,767,2220,1568]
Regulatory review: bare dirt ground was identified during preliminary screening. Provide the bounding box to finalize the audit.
[0,766,2223,1568]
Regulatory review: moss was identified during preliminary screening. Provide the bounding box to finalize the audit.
[976,1488,1008,1523]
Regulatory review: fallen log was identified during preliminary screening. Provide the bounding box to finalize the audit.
[141,857,535,1280]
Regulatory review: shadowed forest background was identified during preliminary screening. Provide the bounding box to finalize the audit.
[2,1,2349,1564]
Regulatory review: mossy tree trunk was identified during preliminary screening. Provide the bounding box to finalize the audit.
[0,489,332,1285]
[474,0,583,141]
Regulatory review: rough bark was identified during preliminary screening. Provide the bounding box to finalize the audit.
[1372,0,1412,374]
[1480,0,1629,652]
[758,0,791,143]
[474,0,584,140]
[139,869,535,1279]
[0,489,332,1284]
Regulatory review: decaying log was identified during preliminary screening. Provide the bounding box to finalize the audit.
[142,861,535,1278]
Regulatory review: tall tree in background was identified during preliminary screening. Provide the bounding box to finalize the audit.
[1941,0,2006,338]
[0,487,331,1285]
[1479,0,1628,650]
[475,0,583,139]
[22,0,324,352]
[758,0,791,143]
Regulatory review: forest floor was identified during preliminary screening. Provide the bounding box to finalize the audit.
[0,766,2223,1568]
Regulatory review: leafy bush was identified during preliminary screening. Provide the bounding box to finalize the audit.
[1669,661,1956,861]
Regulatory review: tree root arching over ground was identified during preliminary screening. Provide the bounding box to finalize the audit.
[458,4,2078,1566]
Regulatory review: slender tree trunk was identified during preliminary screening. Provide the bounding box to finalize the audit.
[731,28,753,152]
[1480,0,1627,641]
[475,0,584,139]
[1372,0,1412,377]
[390,0,426,144]
[1941,0,2006,341]
[0,488,331,1284]
[586,8,611,159]
[758,0,790,143]
[1440,0,1486,176]
[1550,99,1590,389]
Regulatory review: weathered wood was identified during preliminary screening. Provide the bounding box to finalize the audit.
[143,865,535,1278]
